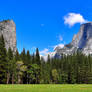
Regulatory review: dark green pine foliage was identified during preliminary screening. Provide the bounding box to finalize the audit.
[47,55,51,64]
[24,50,31,84]
[26,50,31,65]
[7,47,13,84]
[7,47,13,60]
[31,53,35,64]
[20,48,27,84]
[15,50,20,61]
[20,48,26,64]
[0,35,7,84]
[35,48,41,65]
[0,34,92,84]
[35,48,41,83]
[13,49,20,84]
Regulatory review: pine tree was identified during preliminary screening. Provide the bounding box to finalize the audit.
[35,48,40,65]
[35,48,41,83]
[20,48,26,64]
[7,47,13,84]
[0,35,7,84]
[24,50,31,84]
[26,50,31,65]
[15,49,20,61]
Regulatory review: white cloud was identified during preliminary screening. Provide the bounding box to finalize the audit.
[64,13,88,27]
[41,55,48,61]
[54,43,64,50]
[40,43,64,61]
[40,48,57,61]
[40,48,49,61]
[40,48,49,55]
[59,35,63,41]
[40,51,56,61]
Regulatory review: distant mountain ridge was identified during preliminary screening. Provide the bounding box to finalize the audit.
[55,22,92,56]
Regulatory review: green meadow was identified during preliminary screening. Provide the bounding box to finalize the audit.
[0,84,92,92]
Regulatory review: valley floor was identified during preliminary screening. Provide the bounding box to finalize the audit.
[0,84,92,92]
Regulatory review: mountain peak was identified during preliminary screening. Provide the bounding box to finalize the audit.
[55,21,92,56]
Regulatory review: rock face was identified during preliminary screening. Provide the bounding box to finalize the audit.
[0,20,16,52]
[55,22,92,56]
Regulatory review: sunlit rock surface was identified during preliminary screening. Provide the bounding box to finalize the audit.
[55,22,92,56]
[0,20,16,52]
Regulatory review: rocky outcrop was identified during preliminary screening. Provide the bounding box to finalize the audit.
[0,20,16,52]
[55,22,92,56]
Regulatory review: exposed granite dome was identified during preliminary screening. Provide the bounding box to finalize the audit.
[55,22,92,56]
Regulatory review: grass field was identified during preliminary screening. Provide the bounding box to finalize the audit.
[0,84,92,92]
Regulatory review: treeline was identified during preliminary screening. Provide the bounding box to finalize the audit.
[0,35,92,84]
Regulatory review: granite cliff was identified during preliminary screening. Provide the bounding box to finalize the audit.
[0,20,16,52]
[55,22,92,56]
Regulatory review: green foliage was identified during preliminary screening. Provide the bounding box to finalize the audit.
[35,48,41,65]
[16,61,27,84]
[51,69,59,83]
[0,35,92,84]
[0,35,7,83]
[27,64,40,84]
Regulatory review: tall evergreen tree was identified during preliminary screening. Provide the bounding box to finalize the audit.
[7,47,13,84]
[35,48,40,65]
[0,35,7,84]
[15,49,20,61]
[35,48,41,83]
[20,48,26,64]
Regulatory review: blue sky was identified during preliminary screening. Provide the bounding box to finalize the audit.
[0,0,92,55]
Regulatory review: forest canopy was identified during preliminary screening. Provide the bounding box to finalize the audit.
[0,35,92,84]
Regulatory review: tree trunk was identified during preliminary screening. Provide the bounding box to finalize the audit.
[18,75,21,84]
[27,74,29,84]
[7,72,10,84]
[12,74,14,84]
